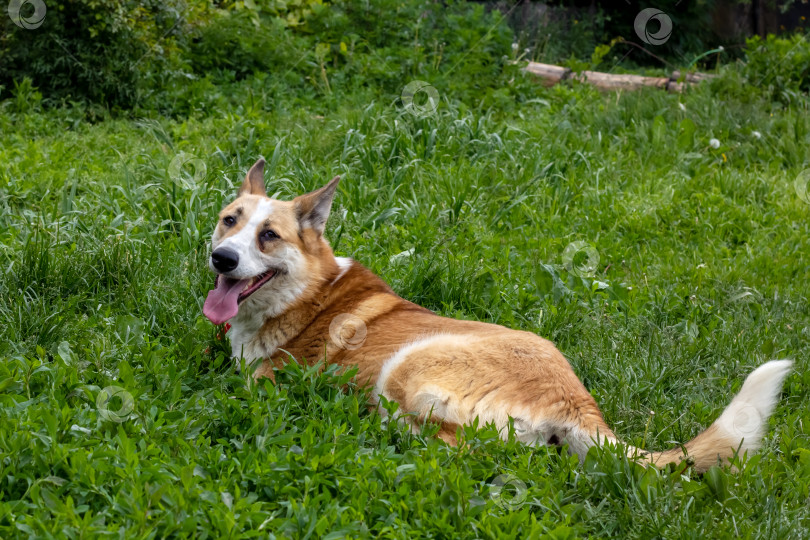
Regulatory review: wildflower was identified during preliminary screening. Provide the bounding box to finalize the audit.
[678,103,686,112]
[752,131,762,139]
[511,42,519,51]
[709,138,720,149]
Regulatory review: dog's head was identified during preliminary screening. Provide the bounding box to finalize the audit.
[203,159,340,325]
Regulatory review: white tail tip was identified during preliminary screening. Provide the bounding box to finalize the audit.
[714,359,793,451]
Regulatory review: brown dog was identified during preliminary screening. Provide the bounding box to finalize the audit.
[203,159,792,471]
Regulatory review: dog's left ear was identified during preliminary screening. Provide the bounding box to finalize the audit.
[238,159,267,197]
[294,176,341,236]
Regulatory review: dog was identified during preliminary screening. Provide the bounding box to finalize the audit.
[203,158,793,472]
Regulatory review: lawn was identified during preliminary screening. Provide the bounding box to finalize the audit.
[1,59,809,537]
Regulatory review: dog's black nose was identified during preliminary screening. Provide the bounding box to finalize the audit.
[211,248,239,272]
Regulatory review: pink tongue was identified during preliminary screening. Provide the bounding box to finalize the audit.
[203,277,250,325]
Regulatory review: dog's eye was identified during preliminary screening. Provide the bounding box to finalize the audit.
[261,230,279,241]
[223,216,236,227]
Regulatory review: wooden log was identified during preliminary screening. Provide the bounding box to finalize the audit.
[523,61,714,93]
[523,62,571,86]
[575,70,669,91]
[671,70,718,83]
[666,81,687,93]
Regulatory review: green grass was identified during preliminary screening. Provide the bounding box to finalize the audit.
[1,73,809,538]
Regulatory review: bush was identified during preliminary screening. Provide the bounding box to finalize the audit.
[711,32,810,106]
[186,11,295,78]
[743,33,810,103]
[0,0,517,115]
[0,0,198,109]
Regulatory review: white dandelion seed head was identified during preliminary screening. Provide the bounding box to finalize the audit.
[709,138,720,149]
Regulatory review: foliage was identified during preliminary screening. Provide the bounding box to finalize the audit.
[0,57,809,535]
[0,0,197,108]
[4,0,809,114]
[1,0,810,536]
[512,0,721,67]
[227,0,329,29]
[0,0,513,113]
[742,33,810,102]
[184,10,308,80]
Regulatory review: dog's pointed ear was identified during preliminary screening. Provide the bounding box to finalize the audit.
[238,159,267,197]
[294,176,341,236]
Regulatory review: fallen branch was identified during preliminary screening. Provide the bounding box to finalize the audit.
[524,62,717,93]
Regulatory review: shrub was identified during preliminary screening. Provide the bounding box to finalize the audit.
[302,0,515,102]
[742,33,810,103]
[0,0,198,108]
[0,0,515,113]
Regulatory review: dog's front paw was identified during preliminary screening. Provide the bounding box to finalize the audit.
[251,361,276,382]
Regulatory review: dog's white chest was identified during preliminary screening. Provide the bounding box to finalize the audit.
[226,312,277,370]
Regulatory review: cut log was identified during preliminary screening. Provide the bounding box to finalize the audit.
[523,61,714,93]
[575,71,669,91]
[671,70,718,83]
[523,62,571,86]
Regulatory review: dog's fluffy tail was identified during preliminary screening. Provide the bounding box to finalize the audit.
[624,360,793,472]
